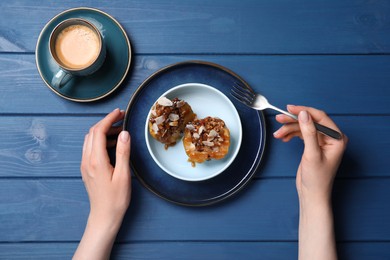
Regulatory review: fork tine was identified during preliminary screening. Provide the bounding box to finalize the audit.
[232,82,255,100]
[230,88,253,106]
[233,82,255,94]
[230,82,255,106]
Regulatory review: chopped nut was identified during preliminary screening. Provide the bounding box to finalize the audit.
[169,121,179,127]
[188,143,196,151]
[202,140,214,147]
[154,115,165,125]
[169,113,180,121]
[151,109,157,116]
[157,96,173,106]
[198,126,205,135]
[186,124,195,131]
[208,129,218,139]
[176,100,185,107]
[152,123,159,133]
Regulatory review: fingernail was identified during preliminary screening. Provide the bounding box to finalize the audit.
[299,110,309,123]
[120,131,130,142]
[287,104,295,112]
[273,129,280,137]
[113,108,120,113]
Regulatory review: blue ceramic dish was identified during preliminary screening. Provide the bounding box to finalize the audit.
[35,7,132,102]
[124,61,266,206]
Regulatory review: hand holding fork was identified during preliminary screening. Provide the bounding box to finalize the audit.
[231,83,342,140]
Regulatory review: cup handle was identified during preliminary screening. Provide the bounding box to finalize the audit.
[52,69,73,89]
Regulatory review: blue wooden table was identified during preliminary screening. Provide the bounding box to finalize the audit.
[1,1,390,259]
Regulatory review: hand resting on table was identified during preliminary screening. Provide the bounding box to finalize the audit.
[73,108,131,260]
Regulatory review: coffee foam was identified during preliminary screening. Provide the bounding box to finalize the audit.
[55,24,100,69]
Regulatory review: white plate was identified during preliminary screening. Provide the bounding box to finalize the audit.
[145,83,242,181]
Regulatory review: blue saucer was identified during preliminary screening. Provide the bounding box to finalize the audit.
[36,7,132,102]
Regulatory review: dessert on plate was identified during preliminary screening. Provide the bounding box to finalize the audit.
[183,116,230,166]
[148,97,196,149]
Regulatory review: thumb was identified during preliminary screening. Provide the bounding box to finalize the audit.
[114,131,131,176]
[298,111,321,161]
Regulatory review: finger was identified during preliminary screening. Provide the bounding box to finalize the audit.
[273,123,301,139]
[80,133,90,181]
[113,131,131,182]
[94,109,124,136]
[81,133,89,161]
[84,131,94,163]
[275,114,297,124]
[287,105,341,132]
[81,130,95,183]
[282,132,302,142]
[298,110,321,160]
[92,109,124,159]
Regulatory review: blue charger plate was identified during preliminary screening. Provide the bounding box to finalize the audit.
[124,61,266,206]
[35,7,132,102]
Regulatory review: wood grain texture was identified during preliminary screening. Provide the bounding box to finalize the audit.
[0,116,90,177]
[0,242,389,260]
[0,179,389,242]
[1,0,389,54]
[1,0,390,258]
[0,54,389,114]
[0,115,388,178]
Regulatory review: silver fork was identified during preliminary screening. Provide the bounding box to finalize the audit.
[231,83,342,140]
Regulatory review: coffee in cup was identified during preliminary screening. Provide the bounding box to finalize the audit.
[49,18,106,88]
[54,24,100,69]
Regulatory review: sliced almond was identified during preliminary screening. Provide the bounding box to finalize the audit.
[151,108,157,116]
[198,125,205,135]
[202,141,214,147]
[157,97,173,106]
[155,115,165,125]
[152,123,159,133]
[169,113,180,121]
[186,124,195,131]
[208,129,218,139]
[176,100,185,107]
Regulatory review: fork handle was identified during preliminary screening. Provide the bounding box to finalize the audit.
[312,122,342,140]
[271,106,342,140]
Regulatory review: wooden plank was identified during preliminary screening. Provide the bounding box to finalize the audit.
[0,54,389,115]
[1,2,388,259]
[0,115,388,178]
[0,116,90,178]
[1,0,390,54]
[0,242,389,260]
[265,115,390,179]
[0,178,389,242]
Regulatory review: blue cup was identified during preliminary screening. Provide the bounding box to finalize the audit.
[49,18,106,88]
